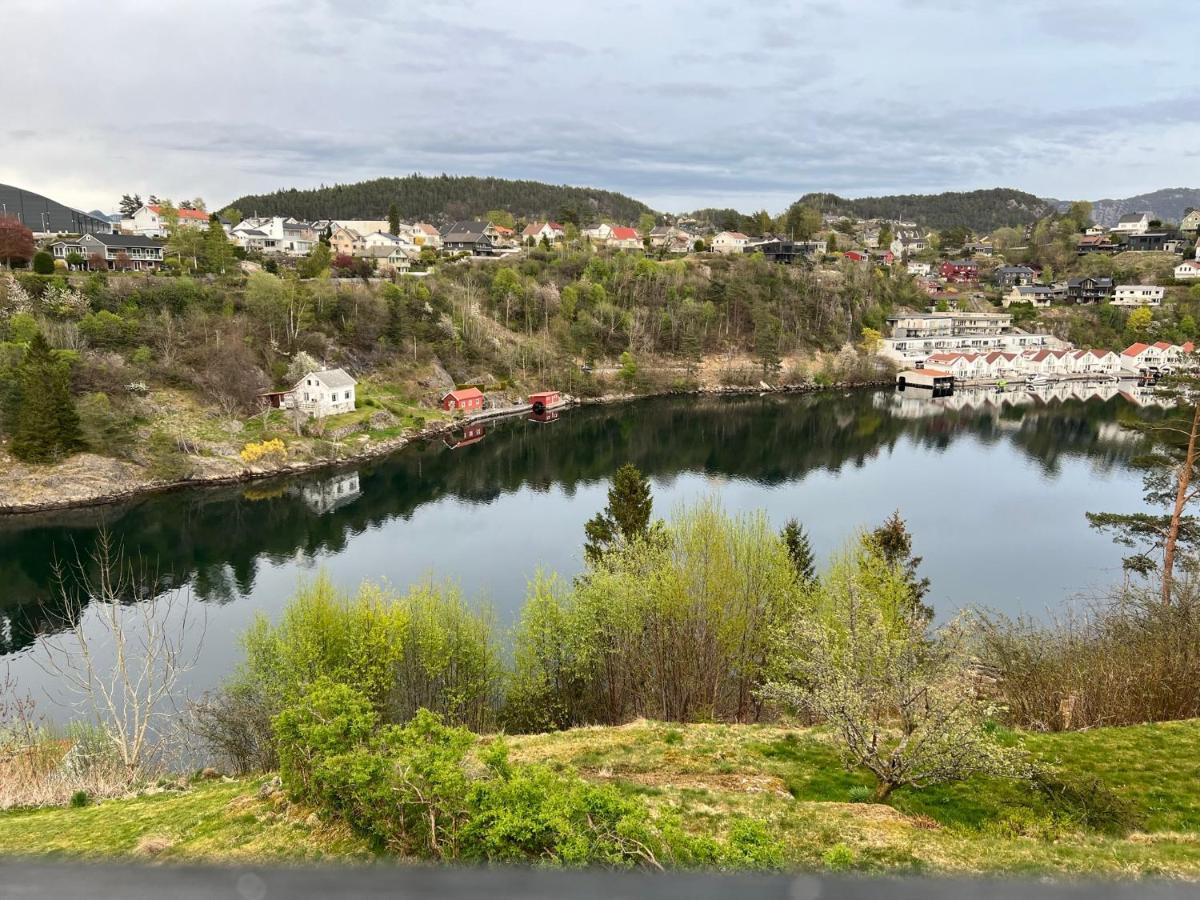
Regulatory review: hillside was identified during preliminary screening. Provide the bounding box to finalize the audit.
[2,719,1199,876]
[797,188,1055,232]
[225,174,655,225]
[1052,187,1200,228]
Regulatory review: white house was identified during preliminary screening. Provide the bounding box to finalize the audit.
[1112,212,1151,235]
[1112,284,1165,307]
[1119,341,1195,373]
[521,222,566,244]
[129,204,209,238]
[583,223,614,242]
[906,261,932,276]
[711,231,750,255]
[287,368,357,418]
[1175,260,1200,281]
[231,217,317,256]
[1071,349,1122,375]
[1003,285,1055,308]
[890,236,927,256]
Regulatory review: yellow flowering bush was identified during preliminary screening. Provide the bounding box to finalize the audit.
[240,438,287,465]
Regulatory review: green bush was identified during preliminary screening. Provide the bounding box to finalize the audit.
[32,251,55,275]
[847,785,873,804]
[274,680,781,868]
[69,791,90,808]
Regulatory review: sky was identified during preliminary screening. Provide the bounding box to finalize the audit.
[2,0,1197,216]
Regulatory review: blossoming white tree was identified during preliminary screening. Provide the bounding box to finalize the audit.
[764,536,1026,800]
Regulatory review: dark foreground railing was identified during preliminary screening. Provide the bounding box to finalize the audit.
[0,863,1196,900]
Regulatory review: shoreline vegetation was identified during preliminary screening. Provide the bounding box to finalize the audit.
[3,473,1200,877]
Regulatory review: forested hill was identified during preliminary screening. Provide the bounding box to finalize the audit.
[1052,188,1200,228]
[225,174,655,224]
[797,188,1056,232]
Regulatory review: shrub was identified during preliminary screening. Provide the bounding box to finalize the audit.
[274,680,777,868]
[505,500,803,730]
[822,843,857,871]
[847,785,873,804]
[78,392,136,457]
[239,438,286,465]
[32,251,55,275]
[69,790,90,808]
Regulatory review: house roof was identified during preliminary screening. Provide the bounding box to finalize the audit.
[717,231,749,240]
[1177,260,1200,270]
[996,266,1035,274]
[610,226,639,241]
[1122,342,1151,357]
[148,204,208,221]
[443,387,484,402]
[86,233,164,248]
[1118,213,1149,223]
[307,368,357,389]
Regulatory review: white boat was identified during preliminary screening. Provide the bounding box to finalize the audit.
[1025,374,1050,387]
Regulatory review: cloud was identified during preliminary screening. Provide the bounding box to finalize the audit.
[0,0,1192,213]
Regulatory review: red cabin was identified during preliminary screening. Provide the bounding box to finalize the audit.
[441,387,484,412]
[528,390,560,412]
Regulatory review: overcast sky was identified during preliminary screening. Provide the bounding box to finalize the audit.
[2,0,1196,215]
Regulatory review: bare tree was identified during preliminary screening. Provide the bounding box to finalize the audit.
[35,531,205,780]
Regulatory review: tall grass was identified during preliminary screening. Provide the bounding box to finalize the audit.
[974,582,1200,730]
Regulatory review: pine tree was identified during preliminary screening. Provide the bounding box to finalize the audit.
[870,510,932,620]
[11,332,83,462]
[388,202,400,237]
[203,215,233,274]
[584,464,654,564]
[781,518,816,586]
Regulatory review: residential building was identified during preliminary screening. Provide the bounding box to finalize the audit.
[359,244,413,274]
[50,232,164,270]
[608,226,642,250]
[1077,234,1118,254]
[441,387,485,412]
[441,222,495,255]
[1124,232,1168,252]
[994,265,1037,287]
[890,236,927,256]
[880,311,1067,364]
[330,220,390,237]
[521,221,565,244]
[1181,209,1200,235]
[410,223,442,249]
[1175,260,1200,280]
[963,240,995,257]
[906,261,932,276]
[743,238,813,264]
[583,223,614,242]
[1003,285,1054,308]
[844,250,869,262]
[1066,276,1114,303]
[711,231,750,255]
[1111,285,1165,307]
[1120,341,1196,374]
[1085,225,1107,236]
[940,260,979,282]
[129,204,209,238]
[1113,212,1151,235]
[329,226,363,257]
[288,368,357,418]
[231,217,316,256]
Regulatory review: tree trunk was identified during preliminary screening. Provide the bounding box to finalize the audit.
[873,781,895,802]
[1162,401,1200,605]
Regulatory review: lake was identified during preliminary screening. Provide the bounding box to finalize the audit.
[0,385,1156,715]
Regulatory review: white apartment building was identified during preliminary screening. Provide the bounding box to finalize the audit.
[881,312,1068,364]
[1111,285,1165,307]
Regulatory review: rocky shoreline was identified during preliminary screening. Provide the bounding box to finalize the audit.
[0,380,889,516]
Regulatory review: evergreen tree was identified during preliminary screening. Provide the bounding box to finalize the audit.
[11,332,83,462]
[781,518,816,586]
[583,464,654,564]
[203,215,233,274]
[388,202,400,236]
[299,242,332,279]
[870,510,932,620]
[118,193,142,217]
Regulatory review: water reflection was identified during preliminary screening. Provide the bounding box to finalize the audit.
[0,388,1155,658]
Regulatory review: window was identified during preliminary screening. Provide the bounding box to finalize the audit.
[344,391,351,400]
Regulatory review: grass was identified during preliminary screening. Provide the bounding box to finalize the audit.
[1,721,1198,876]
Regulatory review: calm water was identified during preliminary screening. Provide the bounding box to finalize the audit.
[0,387,1155,714]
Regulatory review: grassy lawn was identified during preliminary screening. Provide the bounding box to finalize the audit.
[1,721,1198,876]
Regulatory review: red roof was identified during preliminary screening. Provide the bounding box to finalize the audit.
[920,369,953,377]
[610,226,639,241]
[443,387,483,402]
[1122,342,1150,357]
[1153,341,1173,350]
[149,204,208,221]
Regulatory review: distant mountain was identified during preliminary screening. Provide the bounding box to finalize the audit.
[225,174,654,225]
[1051,188,1200,227]
[796,188,1055,232]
